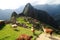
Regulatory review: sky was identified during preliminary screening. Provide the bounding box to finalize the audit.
[0,0,60,9]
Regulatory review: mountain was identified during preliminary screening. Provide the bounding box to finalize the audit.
[10,11,18,23]
[11,11,18,17]
[0,9,13,20]
[33,4,60,26]
[21,3,59,29]
[34,4,60,20]
[16,4,60,21]
[0,4,60,26]
[0,6,24,20]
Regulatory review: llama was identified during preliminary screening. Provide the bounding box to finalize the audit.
[42,27,53,36]
[16,34,33,40]
[12,24,17,28]
[31,27,35,34]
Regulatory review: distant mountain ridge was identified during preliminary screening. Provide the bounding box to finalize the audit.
[34,5,60,20]
[0,9,13,20]
[0,6,24,20]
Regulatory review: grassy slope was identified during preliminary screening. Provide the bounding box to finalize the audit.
[0,17,42,40]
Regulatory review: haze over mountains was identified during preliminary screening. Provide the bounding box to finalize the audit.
[0,5,25,20]
[0,9,13,20]
[34,5,60,20]
[0,4,60,21]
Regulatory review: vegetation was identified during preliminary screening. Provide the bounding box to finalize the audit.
[0,16,60,40]
[0,16,42,40]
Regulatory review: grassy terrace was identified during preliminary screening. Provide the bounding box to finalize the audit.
[0,17,42,40]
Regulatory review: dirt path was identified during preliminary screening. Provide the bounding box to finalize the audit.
[36,33,60,40]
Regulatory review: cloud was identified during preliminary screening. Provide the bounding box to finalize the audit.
[0,0,60,9]
[47,0,60,4]
[0,0,37,9]
[33,0,60,5]
[35,0,48,4]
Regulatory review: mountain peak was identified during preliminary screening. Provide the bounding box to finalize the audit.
[23,3,33,15]
[26,3,32,6]
[25,3,33,8]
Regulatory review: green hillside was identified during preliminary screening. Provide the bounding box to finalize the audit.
[0,16,60,40]
[0,16,42,40]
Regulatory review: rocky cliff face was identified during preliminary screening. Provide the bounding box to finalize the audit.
[19,3,59,29]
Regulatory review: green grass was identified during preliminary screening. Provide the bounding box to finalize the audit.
[17,17,33,27]
[0,17,41,40]
[0,24,41,40]
[0,16,60,40]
